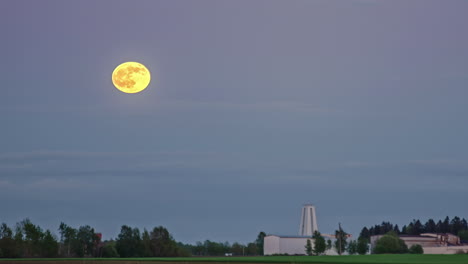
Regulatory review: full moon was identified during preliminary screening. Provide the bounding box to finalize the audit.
[112,62,151,93]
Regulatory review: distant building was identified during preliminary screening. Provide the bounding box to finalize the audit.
[264,235,313,255]
[370,233,468,254]
[264,204,340,255]
[299,204,318,236]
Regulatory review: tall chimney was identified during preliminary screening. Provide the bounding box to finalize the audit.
[299,204,318,236]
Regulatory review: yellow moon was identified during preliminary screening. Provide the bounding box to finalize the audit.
[112,62,151,93]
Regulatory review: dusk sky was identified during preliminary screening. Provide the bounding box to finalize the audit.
[1,0,468,244]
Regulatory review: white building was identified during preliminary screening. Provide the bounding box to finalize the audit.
[264,235,313,255]
[264,204,339,255]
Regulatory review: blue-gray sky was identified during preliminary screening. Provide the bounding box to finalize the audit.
[1,0,468,244]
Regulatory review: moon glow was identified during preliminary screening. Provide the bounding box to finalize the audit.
[112,62,151,93]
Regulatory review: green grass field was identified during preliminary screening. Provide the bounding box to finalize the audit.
[2,255,468,264]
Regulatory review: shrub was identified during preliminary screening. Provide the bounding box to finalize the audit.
[102,242,119,258]
[356,238,369,255]
[373,231,408,254]
[409,244,423,254]
[458,230,468,241]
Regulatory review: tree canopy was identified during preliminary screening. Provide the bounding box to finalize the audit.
[373,231,408,254]
[312,231,326,256]
[0,219,266,258]
[359,216,468,241]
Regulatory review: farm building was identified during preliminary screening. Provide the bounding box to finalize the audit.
[370,233,468,254]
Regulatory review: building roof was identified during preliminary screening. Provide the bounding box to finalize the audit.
[398,235,437,238]
[371,233,459,238]
[267,234,313,238]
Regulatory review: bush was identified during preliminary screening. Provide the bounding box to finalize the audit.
[102,242,119,258]
[409,244,423,254]
[356,238,369,255]
[347,240,357,255]
[176,246,192,257]
[458,230,468,241]
[373,231,408,254]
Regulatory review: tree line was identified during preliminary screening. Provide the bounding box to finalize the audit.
[356,216,468,255]
[303,226,369,256]
[0,219,266,258]
[334,225,370,256]
[178,232,265,257]
[358,216,468,242]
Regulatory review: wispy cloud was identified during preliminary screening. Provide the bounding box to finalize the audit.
[2,100,337,115]
[161,100,337,114]
[1,150,468,194]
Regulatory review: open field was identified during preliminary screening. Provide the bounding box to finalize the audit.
[1,255,468,264]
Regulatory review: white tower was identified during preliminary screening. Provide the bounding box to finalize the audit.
[299,204,318,236]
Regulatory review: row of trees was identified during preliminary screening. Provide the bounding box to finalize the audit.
[358,216,468,241]
[113,225,189,257]
[58,223,101,257]
[0,219,267,258]
[331,224,369,255]
[179,232,266,256]
[304,223,429,256]
[303,226,369,256]
[0,219,106,258]
[0,220,60,258]
[356,216,468,255]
